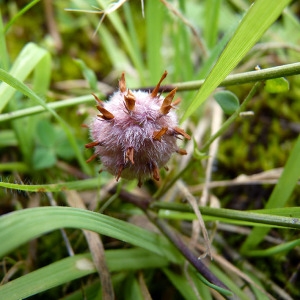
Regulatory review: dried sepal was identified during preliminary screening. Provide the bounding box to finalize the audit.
[138,179,143,188]
[92,93,104,106]
[124,90,136,111]
[177,148,187,155]
[173,127,191,140]
[86,153,98,163]
[119,72,126,93]
[172,97,181,106]
[125,147,134,164]
[153,127,168,141]
[116,164,124,181]
[151,70,168,98]
[160,88,177,115]
[151,163,160,181]
[85,141,100,149]
[96,107,114,120]
[92,93,114,119]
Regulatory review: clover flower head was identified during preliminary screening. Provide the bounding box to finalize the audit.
[85,71,190,186]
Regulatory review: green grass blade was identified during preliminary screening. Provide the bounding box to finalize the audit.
[0,9,9,70]
[0,249,168,300]
[241,134,300,252]
[96,0,145,82]
[245,239,300,257]
[0,254,95,300]
[153,202,300,229]
[146,0,165,83]
[0,206,179,261]
[0,67,91,174]
[204,0,221,49]
[163,268,202,300]
[0,94,96,122]
[4,0,41,33]
[158,209,300,229]
[209,265,249,300]
[0,43,49,113]
[9,48,51,165]
[181,0,291,122]
[0,177,101,192]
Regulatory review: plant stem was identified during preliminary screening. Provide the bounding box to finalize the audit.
[155,81,261,198]
[201,81,261,153]
[1,63,299,123]
[157,62,300,92]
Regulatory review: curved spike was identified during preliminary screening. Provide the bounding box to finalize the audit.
[86,153,98,163]
[124,90,136,111]
[153,127,168,141]
[125,147,134,164]
[97,106,114,120]
[116,164,124,181]
[92,93,104,106]
[85,141,100,149]
[160,88,177,114]
[177,148,187,155]
[172,97,181,106]
[152,164,160,182]
[173,127,191,140]
[119,72,126,93]
[138,178,143,188]
[151,70,168,98]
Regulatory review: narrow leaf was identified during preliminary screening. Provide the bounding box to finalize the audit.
[0,206,179,261]
[181,0,291,122]
[241,134,300,251]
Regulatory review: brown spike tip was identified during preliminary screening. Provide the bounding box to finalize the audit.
[172,97,181,106]
[177,148,187,155]
[151,70,168,98]
[119,72,126,93]
[160,88,177,115]
[125,147,134,164]
[86,153,98,163]
[152,164,160,182]
[153,127,168,141]
[116,164,124,181]
[124,90,136,111]
[96,106,114,120]
[85,141,100,149]
[174,127,191,140]
[92,93,103,106]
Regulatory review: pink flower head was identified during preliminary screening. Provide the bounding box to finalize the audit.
[86,71,190,186]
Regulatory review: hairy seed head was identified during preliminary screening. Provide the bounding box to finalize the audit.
[86,71,190,186]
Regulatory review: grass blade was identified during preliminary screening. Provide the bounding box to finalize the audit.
[0,249,168,300]
[0,206,179,260]
[241,134,300,252]
[181,0,291,122]
[0,43,49,113]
